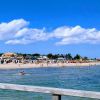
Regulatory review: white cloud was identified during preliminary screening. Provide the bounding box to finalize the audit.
[51,26,100,45]
[15,28,47,41]
[5,28,47,44]
[0,19,29,40]
[0,19,100,45]
[5,39,32,45]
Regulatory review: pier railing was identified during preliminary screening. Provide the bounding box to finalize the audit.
[0,83,100,100]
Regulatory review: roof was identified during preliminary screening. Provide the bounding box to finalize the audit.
[2,52,17,58]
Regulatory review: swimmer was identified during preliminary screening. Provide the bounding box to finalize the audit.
[19,71,26,75]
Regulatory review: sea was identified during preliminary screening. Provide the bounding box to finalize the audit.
[0,66,100,100]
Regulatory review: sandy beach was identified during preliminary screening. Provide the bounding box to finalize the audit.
[0,62,100,69]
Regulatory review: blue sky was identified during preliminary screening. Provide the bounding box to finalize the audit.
[0,0,100,58]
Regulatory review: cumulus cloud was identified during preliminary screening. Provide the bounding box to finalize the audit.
[0,19,29,40]
[52,26,100,45]
[0,19,100,45]
[5,28,47,44]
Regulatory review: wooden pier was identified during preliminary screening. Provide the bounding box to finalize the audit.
[0,83,100,100]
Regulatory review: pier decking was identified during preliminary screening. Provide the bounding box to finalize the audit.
[0,83,100,100]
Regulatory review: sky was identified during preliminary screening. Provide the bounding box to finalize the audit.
[0,0,100,58]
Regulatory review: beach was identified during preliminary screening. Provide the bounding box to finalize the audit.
[0,62,100,69]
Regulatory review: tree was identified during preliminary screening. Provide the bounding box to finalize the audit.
[52,54,58,59]
[60,54,65,58]
[17,53,24,57]
[0,53,3,56]
[65,53,72,60]
[32,53,40,57]
[83,56,88,60]
[47,53,53,59]
[74,54,81,60]
[22,54,27,59]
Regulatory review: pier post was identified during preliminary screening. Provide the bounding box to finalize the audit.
[52,94,61,100]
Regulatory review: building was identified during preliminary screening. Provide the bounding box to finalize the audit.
[1,52,17,59]
[0,52,23,64]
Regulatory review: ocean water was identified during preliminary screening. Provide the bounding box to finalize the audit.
[0,66,100,100]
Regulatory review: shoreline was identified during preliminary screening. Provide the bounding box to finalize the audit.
[0,62,100,69]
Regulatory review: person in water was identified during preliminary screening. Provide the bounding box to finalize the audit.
[19,71,26,75]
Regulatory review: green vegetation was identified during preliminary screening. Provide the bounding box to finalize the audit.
[74,54,81,60]
[0,52,90,60]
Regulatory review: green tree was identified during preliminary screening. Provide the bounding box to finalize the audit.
[52,54,59,59]
[0,53,3,56]
[83,56,88,60]
[22,54,27,59]
[32,53,40,57]
[47,53,53,59]
[60,54,65,58]
[74,54,81,60]
[65,53,72,60]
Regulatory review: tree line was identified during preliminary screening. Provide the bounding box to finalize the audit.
[0,52,89,60]
[6,53,89,60]
[46,53,89,60]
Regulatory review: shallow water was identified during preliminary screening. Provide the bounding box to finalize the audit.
[0,66,100,100]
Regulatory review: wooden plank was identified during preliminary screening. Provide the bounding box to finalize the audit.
[52,94,61,100]
[0,83,100,99]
